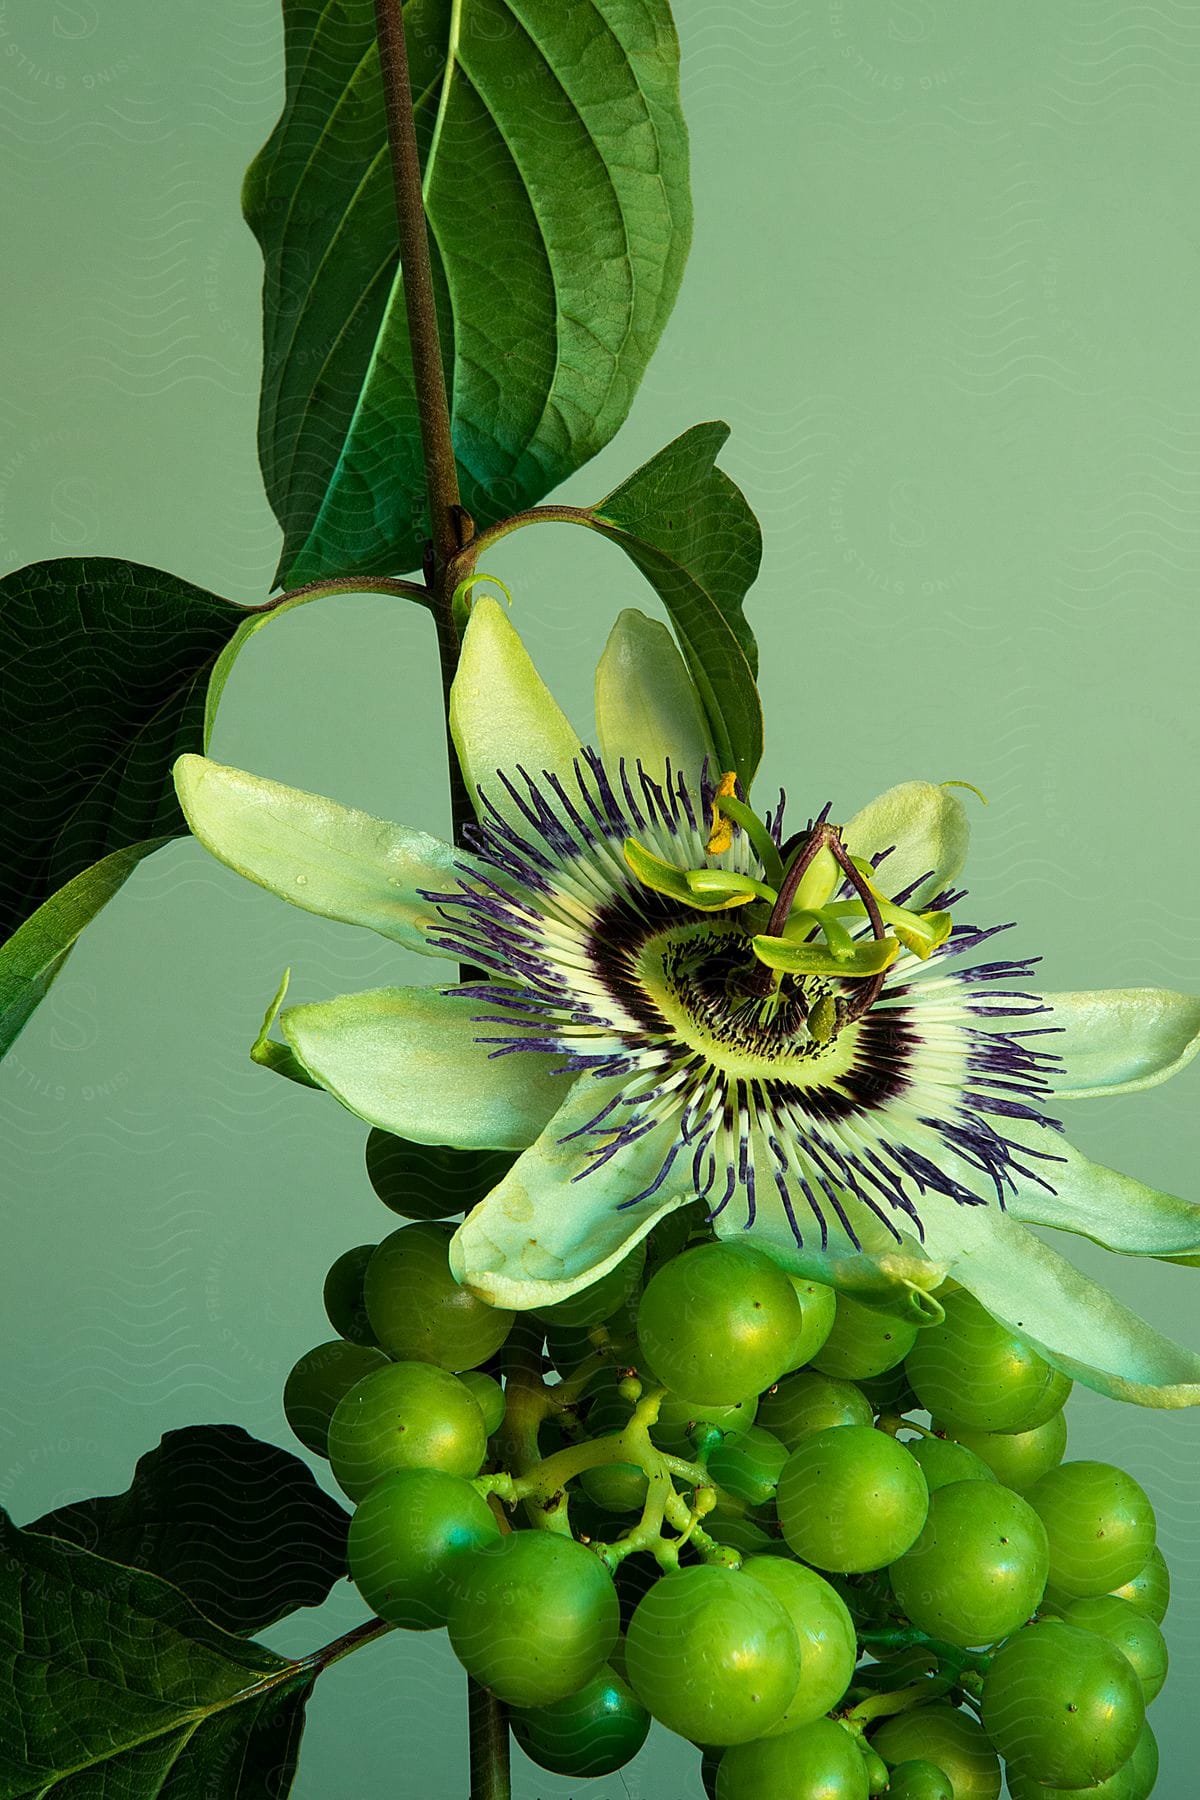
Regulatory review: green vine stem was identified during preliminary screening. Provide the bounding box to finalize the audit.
[855,1626,992,1701]
[250,574,432,614]
[845,1677,955,1729]
[511,1385,710,1504]
[304,1616,397,1676]
[462,504,595,561]
[476,1372,745,1574]
[467,1676,510,1800]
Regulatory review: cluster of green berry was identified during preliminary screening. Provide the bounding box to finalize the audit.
[282,1133,1168,1797]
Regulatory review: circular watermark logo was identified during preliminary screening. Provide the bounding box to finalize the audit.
[0,1433,103,1520]
[825,0,976,100]
[1040,696,1199,871]
[826,442,972,602]
[0,425,111,561]
[1,978,133,1109]
[0,1,135,103]
[1040,188,1199,392]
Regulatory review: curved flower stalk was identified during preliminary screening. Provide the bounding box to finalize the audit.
[175,600,1200,1408]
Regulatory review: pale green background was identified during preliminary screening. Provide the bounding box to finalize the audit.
[2,3,1198,1794]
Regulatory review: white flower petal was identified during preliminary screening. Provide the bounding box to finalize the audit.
[174,754,464,956]
[1000,1118,1200,1258]
[450,1075,692,1309]
[280,986,572,1149]
[595,609,715,788]
[917,1189,1200,1409]
[842,780,970,907]
[450,598,582,830]
[1043,988,1200,1098]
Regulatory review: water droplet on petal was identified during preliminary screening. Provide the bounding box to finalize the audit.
[295,873,309,887]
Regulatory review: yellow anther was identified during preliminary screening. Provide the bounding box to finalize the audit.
[706,771,739,855]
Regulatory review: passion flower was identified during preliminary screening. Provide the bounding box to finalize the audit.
[174,600,1200,1407]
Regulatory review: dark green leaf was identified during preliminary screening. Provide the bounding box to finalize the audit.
[577,422,763,784]
[0,558,247,1056]
[594,423,760,672]
[29,1426,350,1638]
[248,0,692,586]
[0,1510,365,1799]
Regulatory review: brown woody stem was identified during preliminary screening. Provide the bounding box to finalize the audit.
[372,13,506,1795]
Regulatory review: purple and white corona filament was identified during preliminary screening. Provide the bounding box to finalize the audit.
[426,749,1064,1263]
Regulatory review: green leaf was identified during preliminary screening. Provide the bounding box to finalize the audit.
[1000,1123,1200,1262]
[0,841,169,1058]
[247,0,692,586]
[583,423,763,784]
[592,423,760,670]
[0,558,247,1057]
[0,1510,383,1799]
[28,1426,350,1638]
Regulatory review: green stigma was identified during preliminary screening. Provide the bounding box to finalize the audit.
[624,799,957,1022]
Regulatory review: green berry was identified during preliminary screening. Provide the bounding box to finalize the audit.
[282,1339,388,1457]
[327,1361,487,1500]
[636,1242,804,1406]
[364,1222,514,1371]
[322,1244,379,1346]
[810,1292,919,1379]
[347,1468,499,1627]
